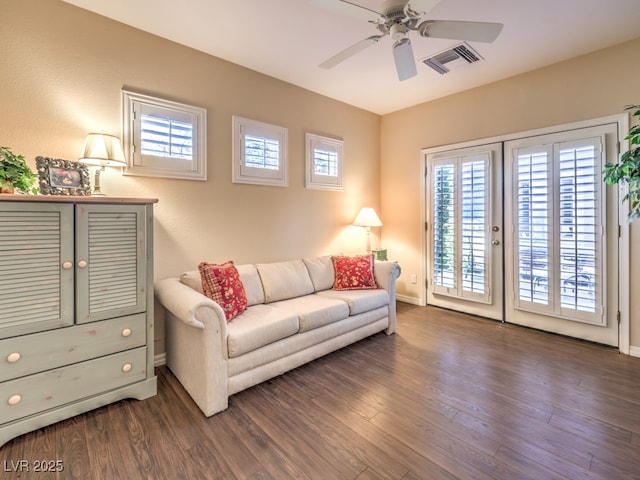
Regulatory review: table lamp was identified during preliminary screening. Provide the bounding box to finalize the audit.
[353,207,382,253]
[79,133,127,195]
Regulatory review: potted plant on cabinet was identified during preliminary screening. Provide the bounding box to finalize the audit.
[0,146,38,194]
[603,104,640,220]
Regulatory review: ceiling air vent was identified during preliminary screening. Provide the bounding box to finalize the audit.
[421,42,483,75]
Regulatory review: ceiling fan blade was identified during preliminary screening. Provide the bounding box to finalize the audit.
[392,38,417,81]
[311,0,381,22]
[407,0,441,15]
[419,20,504,43]
[319,35,384,69]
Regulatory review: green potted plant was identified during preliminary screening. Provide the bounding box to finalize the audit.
[0,146,38,194]
[603,104,640,220]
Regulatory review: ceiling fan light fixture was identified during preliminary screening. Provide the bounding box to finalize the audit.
[392,37,417,81]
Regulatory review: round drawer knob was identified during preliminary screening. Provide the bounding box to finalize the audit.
[8,394,22,406]
[122,363,133,373]
[121,328,132,337]
[77,260,88,268]
[7,352,21,363]
[62,261,73,270]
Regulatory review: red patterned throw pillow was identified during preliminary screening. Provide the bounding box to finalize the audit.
[198,261,248,321]
[332,254,378,290]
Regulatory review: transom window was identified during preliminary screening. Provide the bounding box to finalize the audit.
[122,90,207,181]
[233,116,288,187]
[305,133,343,190]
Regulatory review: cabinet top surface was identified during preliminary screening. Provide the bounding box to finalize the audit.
[0,194,158,204]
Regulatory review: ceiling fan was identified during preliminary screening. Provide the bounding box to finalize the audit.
[317,0,503,81]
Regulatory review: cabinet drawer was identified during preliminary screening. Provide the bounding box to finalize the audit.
[0,347,147,424]
[0,314,146,382]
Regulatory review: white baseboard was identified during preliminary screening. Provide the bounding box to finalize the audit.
[629,346,640,358]
[396,294,425,306]
[154,353,166,367]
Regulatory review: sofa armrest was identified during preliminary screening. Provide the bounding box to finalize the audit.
[374,260,401,291]
[155,277,230,416]
[155,277,228,335]
[374,261,402,335]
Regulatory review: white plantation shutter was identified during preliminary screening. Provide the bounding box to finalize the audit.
[313,149,338,176]
[512,136,604,324]
[432,162,456,290]
[430,154,491,303]
[461,160,488,295]
[140,114,193,160]
[244,134,280,170]
[558,140,601,316]
[515,146,551,305]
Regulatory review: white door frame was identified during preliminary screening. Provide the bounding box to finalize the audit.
[421,113,629,353]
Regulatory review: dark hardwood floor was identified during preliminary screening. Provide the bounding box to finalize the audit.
[2,302,640,479]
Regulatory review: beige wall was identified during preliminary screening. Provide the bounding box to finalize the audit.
[380,37,640,346]
[3,0,639,352]
[0,0,381,354]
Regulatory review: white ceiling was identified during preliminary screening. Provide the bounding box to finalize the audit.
[61,0,640,115]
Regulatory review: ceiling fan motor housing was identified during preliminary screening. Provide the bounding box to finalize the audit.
[390,22,409,40]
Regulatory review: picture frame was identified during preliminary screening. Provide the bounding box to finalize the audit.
[36,156,91,196]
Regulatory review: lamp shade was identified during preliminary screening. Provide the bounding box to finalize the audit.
[79,133,126,167]
[353,207,382,228]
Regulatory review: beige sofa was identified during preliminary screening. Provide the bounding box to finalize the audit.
[155,256,401,416]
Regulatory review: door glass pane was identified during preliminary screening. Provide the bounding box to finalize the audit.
[516,150,550,304]
[461,160,486,293]
[433,163,456,288]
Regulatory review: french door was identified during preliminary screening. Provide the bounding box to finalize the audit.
[425,143,503,321]
[425,123,620,346]
[504,125,619,346]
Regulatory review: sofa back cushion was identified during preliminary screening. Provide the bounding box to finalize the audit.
[302,256,335,292]
[236,264,265,305]
[180,263,265,306]
[256,260,314,303]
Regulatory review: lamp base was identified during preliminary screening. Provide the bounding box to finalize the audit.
[92,166,107,196]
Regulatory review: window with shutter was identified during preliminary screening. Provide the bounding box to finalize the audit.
[122,90,207,181]
[305,133,343,190]
[233,116,288,187]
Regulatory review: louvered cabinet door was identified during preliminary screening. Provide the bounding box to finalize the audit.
[74,204,146,323]
[0,203,74,338]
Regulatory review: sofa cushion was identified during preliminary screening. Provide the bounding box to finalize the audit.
[317,288,389,316]
[198,261,248,321]
[332,254,378,290]
[235,264,265,306]
[179,270,205,294]
[256,260,315,303]
[226,304,299,358]
[180,264,265,306]
[302,256,335,292]
[270,294,350,333]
